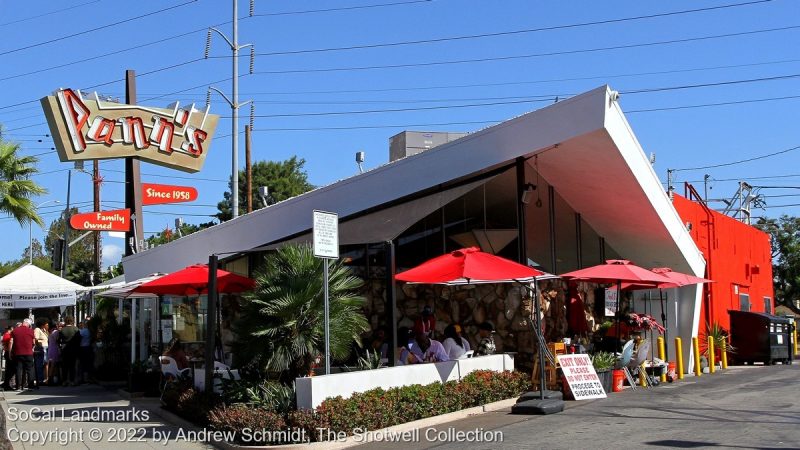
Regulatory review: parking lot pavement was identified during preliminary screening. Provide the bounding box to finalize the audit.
[359,364,800,450]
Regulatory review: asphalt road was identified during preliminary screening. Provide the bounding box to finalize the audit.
[359,364,800,450]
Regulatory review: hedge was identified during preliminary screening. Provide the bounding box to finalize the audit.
[207,369,529,444]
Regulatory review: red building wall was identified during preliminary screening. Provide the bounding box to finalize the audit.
[672,194,774,333]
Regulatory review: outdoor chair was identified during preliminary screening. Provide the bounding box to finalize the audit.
[628,341,652,387]
[614,339,638,390]
[159,356,190,401]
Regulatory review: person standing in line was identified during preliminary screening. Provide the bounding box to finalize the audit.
[33,319,49,386]
[47,322,62,385]
[2,325,16,390]
[58,317,80,386]
[78,320,93,384]
[11,319,36,390]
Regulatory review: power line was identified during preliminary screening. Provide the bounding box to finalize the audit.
[99,166,228,183]
[228,75,800,119]
[622,73,800,95]
[251,24,800,75]
[106,56,800,100]
[0,0,198,57]
[684,174,800,183]
[0,25,221,83]
[626,93,800,113]
[251,0,775,57]
[673,144,800,172]
[253,0,434,17]
[253,119,502,132]
[242,97,557,118]
[0,0,102,27]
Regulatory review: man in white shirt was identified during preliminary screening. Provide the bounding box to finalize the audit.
[402,331,449,364]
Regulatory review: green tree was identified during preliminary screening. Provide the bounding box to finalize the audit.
[22,238,45,262]
[0,139,47,226]
[144,221,216,249]
[0,242,57,278]
[44,207,96,281]
[235,243,369,381]
[216,156,314,221]
[755,216,800,313]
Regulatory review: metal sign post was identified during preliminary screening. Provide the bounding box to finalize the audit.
[313,210,339,375]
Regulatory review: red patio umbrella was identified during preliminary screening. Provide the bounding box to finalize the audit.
[133,264,255,296]
[396,247,561,410]
[651,267,712,287]
[395,247,548,284]
[560,260,674,352]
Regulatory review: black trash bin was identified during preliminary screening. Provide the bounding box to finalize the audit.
[729,310,792,365]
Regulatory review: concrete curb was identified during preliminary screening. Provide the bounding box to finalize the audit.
[0,391,12,450]
[214,397,519,449]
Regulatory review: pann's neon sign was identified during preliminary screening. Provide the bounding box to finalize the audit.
[41,88,219,173]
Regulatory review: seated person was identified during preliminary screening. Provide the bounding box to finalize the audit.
[401,331,449,364]
[162,338,189,370]
[442,324,471,360]
[475,322,496,356]
[369,328,389,359]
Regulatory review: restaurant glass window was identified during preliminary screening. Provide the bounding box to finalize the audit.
[739,294,751,312]
[161,295,207,358]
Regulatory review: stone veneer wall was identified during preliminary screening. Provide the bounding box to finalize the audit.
[361,268,605,372]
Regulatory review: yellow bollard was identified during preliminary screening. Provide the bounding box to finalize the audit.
[794,329,798,357]
[675,337,685,380]
[720,339,728,369]
[639,362,647,387]
[657,337,667,383]
[708,336,716,374]
[692,337,701,377]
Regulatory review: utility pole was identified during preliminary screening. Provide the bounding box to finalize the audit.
[206,0,254,220]
[245,125,252,213]
[93,160,101,271]
[703,174,710,203]
[667,169,674,200]
[124,70,144,256]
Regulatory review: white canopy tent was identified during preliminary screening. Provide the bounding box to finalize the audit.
[0,264,85,309]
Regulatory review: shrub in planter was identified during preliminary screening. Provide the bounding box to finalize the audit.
[287,409,326,443]
[317,370,529,435]
[591,352,617,394]
[220,377,296,415]
[208,405,286,445]
[176,388,221,426]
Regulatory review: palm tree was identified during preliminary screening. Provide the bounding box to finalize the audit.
[0,139,46,226]
[236,243,370,381]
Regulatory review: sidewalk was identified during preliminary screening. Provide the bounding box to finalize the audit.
[1,384,214,449]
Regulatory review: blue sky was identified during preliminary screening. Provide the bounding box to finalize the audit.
[0,0,798,270]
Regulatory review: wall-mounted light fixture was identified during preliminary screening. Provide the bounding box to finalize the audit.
[521,183,537,205]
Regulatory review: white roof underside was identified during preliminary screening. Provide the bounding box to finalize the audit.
[123,85,705,280]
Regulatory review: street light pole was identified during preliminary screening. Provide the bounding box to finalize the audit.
[62,170,72,278]
[29,200,60,263]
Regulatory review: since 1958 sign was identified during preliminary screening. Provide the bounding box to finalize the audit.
[40,88,219,173]
[142,183,198,205]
